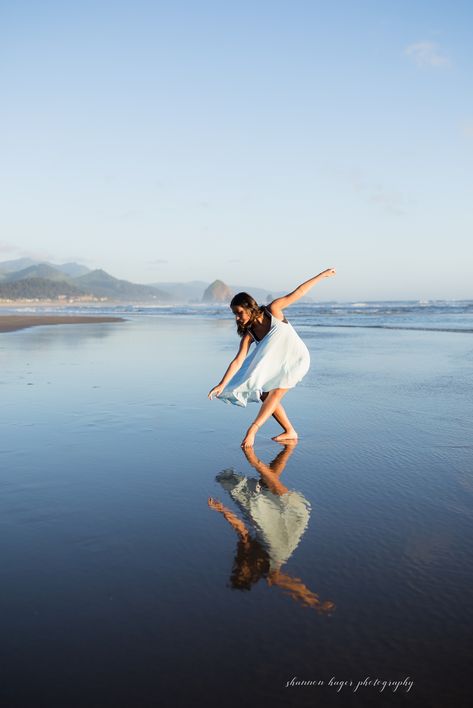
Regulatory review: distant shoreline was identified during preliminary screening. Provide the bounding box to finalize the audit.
[0,315,125,334]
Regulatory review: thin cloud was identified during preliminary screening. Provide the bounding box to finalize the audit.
[349,171,412,215]
[0,245,54,261]
[369,189,407,216]
[404,41,451,68]
[149,259,168,265]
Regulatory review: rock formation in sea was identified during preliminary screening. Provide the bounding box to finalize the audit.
[202,279,233,303]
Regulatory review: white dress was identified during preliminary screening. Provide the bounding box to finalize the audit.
[216,468,311,571]
[218,307,310,407]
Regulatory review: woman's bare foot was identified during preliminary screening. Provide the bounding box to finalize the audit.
[272,429,298,443]
[241,423,259,448]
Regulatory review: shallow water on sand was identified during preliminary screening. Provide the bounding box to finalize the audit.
[0,317,472,707]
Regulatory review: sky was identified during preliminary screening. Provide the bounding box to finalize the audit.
[1,0,472,300]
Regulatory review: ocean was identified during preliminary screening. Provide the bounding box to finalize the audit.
[3,299,473,333]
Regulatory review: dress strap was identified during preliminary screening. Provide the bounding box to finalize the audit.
[264,305,288,324]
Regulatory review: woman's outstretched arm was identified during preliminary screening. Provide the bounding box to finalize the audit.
[270,268,336,314]
[208,332,252,399]
[267,569,335,611]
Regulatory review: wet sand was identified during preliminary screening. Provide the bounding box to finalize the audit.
[0,315,472,707]
[0,314,125,333]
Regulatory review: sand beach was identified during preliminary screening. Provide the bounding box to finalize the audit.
[0,314,124,333]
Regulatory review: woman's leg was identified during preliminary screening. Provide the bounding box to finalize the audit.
[241,388,288,448]
[208,498,250,543]
[260,392,298,442]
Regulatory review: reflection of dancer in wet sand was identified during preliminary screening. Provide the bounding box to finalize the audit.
[208,269,336,448]
[208,445,335,612]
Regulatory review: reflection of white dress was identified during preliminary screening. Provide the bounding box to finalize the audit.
[216,469,311,570]
[218,308,310,407]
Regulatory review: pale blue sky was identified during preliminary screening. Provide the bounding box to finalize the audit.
[1,0,472,299]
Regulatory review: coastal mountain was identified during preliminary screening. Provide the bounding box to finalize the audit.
[0,261,171,302]
[0,259,91,278]
[0,278,85,299]
[0,259,290,304]
[147,280,275,305]
[0,257,39,274]
[74,270,171,300]
[3,263,71,282]
[57,262,90,277]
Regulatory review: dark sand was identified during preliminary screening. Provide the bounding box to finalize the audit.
[0,314,125,333]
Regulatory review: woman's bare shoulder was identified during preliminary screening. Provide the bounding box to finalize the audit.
[266,302,285,322]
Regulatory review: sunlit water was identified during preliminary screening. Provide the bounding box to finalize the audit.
[0,315,472,707]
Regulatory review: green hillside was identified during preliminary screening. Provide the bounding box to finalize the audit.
[0,260,173,301]
[0,278,85,299]
[5,263,71,283]
[74,269,171,300]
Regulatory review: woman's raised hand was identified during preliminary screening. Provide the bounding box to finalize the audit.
[208,384,225,400]
[321,267,336,278]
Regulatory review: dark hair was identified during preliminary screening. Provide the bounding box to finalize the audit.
[230,537,270,590]
[230,292,265,337]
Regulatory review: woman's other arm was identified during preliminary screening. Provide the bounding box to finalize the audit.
[270,268,336,316]
[208,332,252,399]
